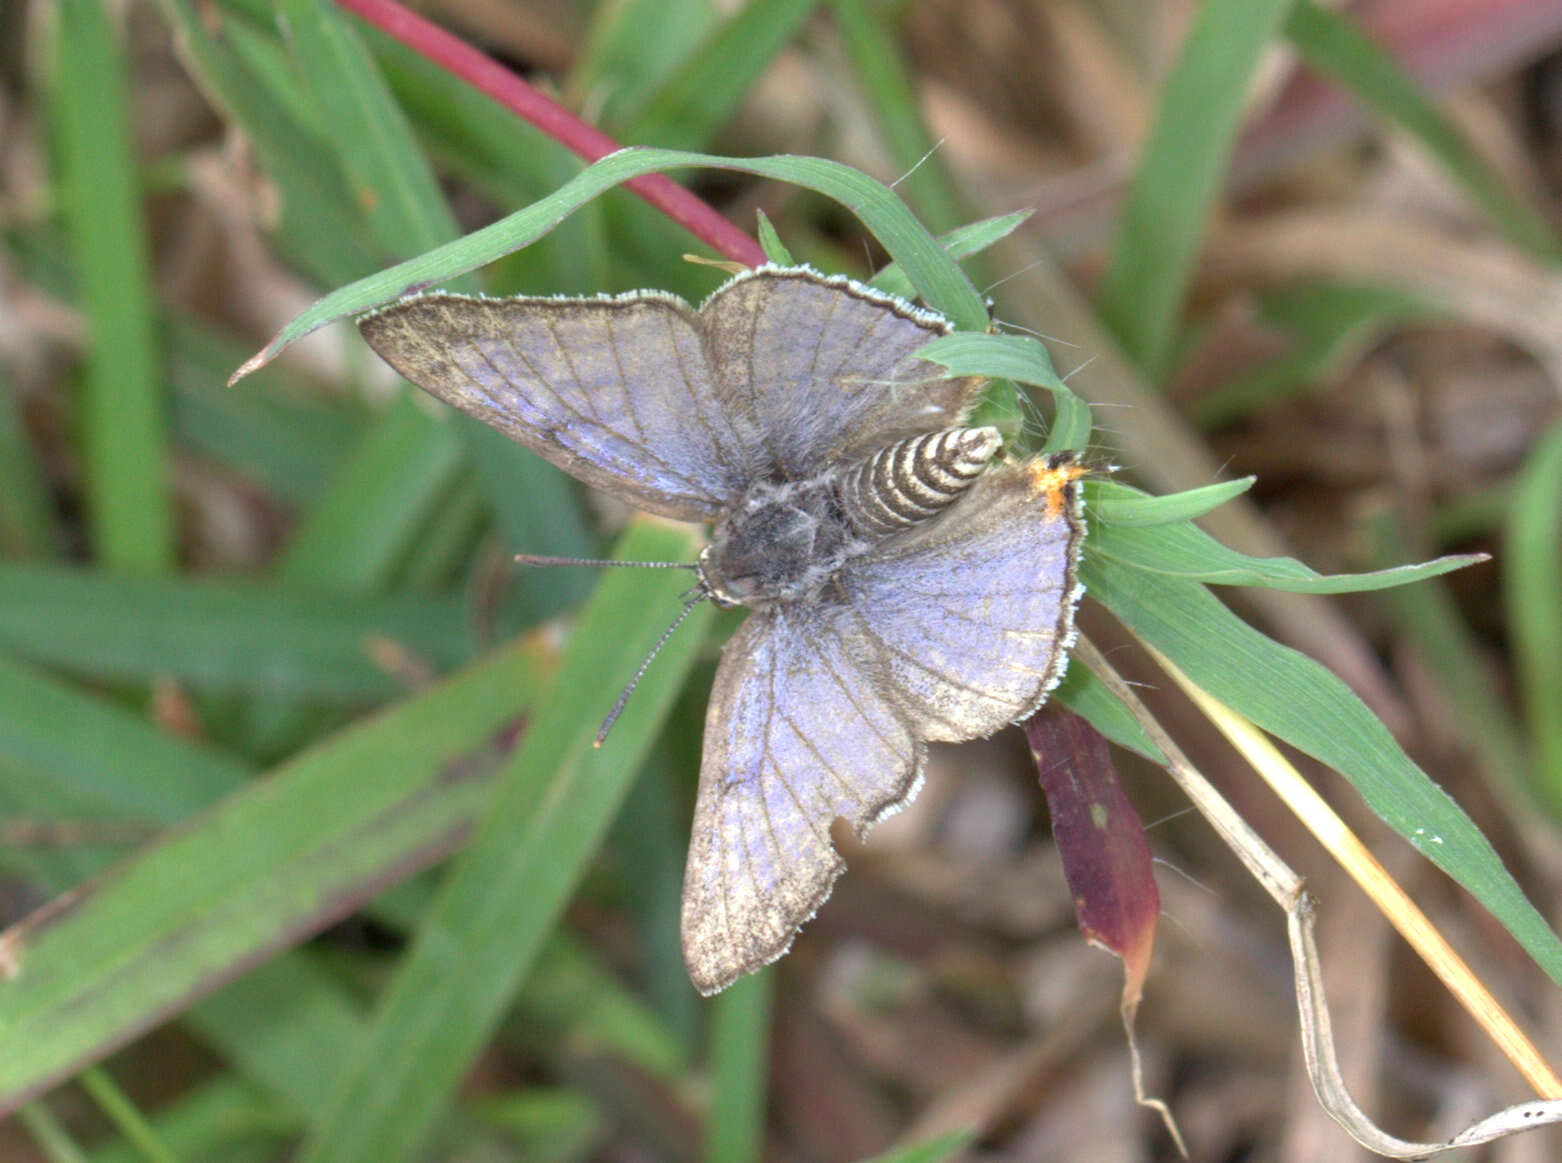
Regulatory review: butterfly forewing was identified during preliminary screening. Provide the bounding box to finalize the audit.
[701,268,982,479]
[682,604,922,995]
[359,292,756,520]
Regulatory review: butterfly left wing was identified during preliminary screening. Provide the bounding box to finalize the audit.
[359,292,760,520]
[681,605,922,995]
[836,455,1086,742]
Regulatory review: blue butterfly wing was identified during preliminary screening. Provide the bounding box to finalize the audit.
[701,268,983,479]
[836,462,1086,742]
[681,604,922,995]
[359,291,762,520]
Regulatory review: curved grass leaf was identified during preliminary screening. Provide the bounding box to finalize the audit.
[231,147,990,382]
[915,331,1092,452]
[1088,486,1485,593]
[1082,557,1562,988]
[1087,477,1255,527]
[869,211,1032,301]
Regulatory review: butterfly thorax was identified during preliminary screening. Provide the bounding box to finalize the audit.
[697,426,1003,609]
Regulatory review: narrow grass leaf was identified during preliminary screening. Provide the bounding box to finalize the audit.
[79,1067,180,1163]
[915,331,1092,452]
[52,0,173,574]
[624,0,822,150]
[1088,489,1484,592]
[1096,0,1294,381]
[297,521,711,1163]
[157,0,383,285]
[0,651,249,823]
[1053,663,1164,764]
[1285,0,1562,265]
[163,315,364,507]
[0,636,549,1115]
[1082,558,1562,987]
[88,1076,297,1163]
[1505,417,1562,813]
[279,0,466,263]
[869,210,1032,301]
[703,969,774,1163]
[0,368,60,558]
[572,0,716,130]
[232,148,989,381]
[1366,513,1530,813]
[1191,283,1433,427]
[0,563,474,700]
[755,209,797,265]
[832,0,968,235]
[1087,477,1254,527]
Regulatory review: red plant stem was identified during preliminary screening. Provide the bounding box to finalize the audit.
[333,0,766,268]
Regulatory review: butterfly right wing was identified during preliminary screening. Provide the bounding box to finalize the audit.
[681,604,922,995]
[359,292,764,520]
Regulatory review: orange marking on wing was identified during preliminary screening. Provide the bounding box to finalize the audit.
[1026,458,1088,520]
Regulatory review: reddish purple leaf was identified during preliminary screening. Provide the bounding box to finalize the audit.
[1026,706,1158,1009]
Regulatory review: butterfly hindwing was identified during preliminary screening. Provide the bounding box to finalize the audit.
[681,604,923,995]
[837,459,1086,742]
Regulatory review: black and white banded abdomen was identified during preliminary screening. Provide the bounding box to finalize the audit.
[837,427,1002,536]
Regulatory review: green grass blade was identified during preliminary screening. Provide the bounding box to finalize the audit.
[0,366,61,558]
[1096,0,1294,381]
[296,520,711,1163]
[915,331,1092,452]
[88,1076,296,1163]
[1053,664,1163,764]
[232,148,990,381]
[51,0,174,574]
[0,563,474,700]
[832,0,967,234]
[572,0,716,130]
[0,651,249,823]
[274,396,464,589]
[163,314,365,507]
[1285,0,1562,265]
[79,1067,180,1163]
[1191,283,1433,427]
[1082,558,1562,988]
[868,210,1032,301]
[702,968,774,1163]
[623,0,822,150]
[17,1101,92,1163]
[156,0,382,286]
[279,0,466,265]
[0,635,549,1115]
[1087,477,1254,527]
[1506,417,1562,813]
[1087,485,1484,593]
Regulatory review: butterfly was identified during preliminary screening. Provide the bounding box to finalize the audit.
[359,264,1086,995]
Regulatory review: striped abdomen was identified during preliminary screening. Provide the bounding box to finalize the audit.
[837,427,1002,536]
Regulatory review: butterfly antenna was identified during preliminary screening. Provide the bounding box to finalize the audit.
[595,596,703,747]
[516,553,697,570]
